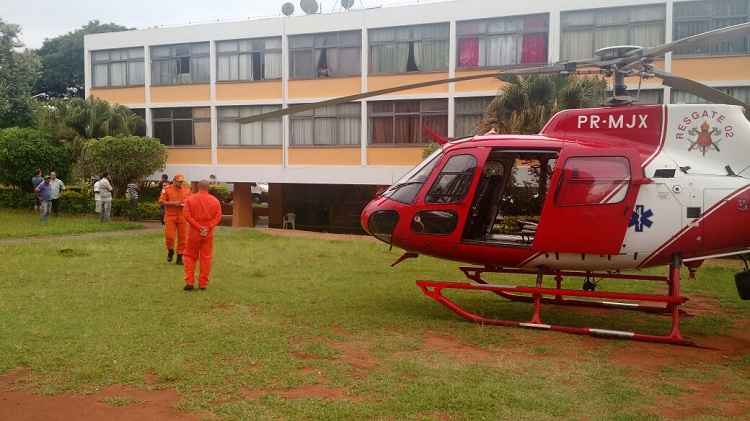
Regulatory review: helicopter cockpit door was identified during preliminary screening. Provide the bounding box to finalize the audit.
[532,148,644,255]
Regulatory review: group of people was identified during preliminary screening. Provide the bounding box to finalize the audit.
[159,174,222,291]
[32,169,65,223]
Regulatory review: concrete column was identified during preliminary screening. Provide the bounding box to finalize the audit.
[268,183,285,228]
[448,20,456,138]
[360,19,369,166]
[664,0,674,104]
[209,40,218,164]
[232,182,254,228]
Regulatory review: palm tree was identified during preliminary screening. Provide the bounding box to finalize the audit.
[477,74,607,135]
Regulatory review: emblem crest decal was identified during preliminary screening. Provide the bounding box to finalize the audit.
[675,110,735,157]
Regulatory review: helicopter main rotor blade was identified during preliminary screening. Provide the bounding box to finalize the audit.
[234,64,570,124]
[638,21,750,59]
[651,68,749,108]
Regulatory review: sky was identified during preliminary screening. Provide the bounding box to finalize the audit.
[5,0,452,49]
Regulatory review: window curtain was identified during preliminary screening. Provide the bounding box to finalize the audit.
[394,115,420,143]
[521,34,546,64]
[594,27,629,51]
[264,52,282,79]
[416,40,449,71]
[263,120,283,145]
[291,118,314,145]
[483,35,520,66]
[191,56,210,82]
[422,115,448,143]
[93,64,108,87]
[456,115,482,137]
[561,31,595,60]
[371,43,410,73]
[109,62,126,86]
[217,55,233,80]
[314,118,336,145]
[238,54,252,80]
[458,38,479,67]
[128,61,144,85]
[219,121,240,145]
[630,22,664,47]
[370,117,393,144]
[337,47,360,75]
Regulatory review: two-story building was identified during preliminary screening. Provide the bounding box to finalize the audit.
[84,0,750,231]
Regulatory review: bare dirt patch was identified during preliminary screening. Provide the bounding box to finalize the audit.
[0,381,208,421]
[651,377,750,419]
[612,320,750,372]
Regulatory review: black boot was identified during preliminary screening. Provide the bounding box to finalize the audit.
[176,254,183,265]
[167,249,174,262]
[183,284,194,291]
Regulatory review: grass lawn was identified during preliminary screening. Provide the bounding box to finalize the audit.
[1,228,749,420]
[0,210,143,239]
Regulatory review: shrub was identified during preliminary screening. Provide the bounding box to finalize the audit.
[209,184,230,203]
[0,127,71,191]
[0,188,35,208]
[78,136,167,197]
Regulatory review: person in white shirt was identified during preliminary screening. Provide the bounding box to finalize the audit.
[98,173,114,222]
[93,176,102,214]
[48,171,65,216]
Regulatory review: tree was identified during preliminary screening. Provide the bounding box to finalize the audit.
[0,19,41,128]
[78,136,167,197]
[0,128,70,191]
[478,75,608,135]
[37,97,145,140]
[35,20,130,98]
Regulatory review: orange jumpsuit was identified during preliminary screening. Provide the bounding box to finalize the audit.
[159,184,191,255]
[182,191,222,288]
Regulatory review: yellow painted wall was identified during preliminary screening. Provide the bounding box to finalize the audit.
[288,148,360,165]
[368,73,449,95]
[216,81,283,101]
[289,77,361,99]
[217,148,283,165]
[454,70,505,93]
[367,147,425,166]
[166,148,212,165]
[90,87,145,104]
[151,84,210,103]
[672,56,750,82]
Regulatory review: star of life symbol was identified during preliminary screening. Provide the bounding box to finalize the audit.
[688,121,722,156]
[629,205,653,233]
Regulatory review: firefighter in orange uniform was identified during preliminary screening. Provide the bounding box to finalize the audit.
[159,174,191,265]
[181,179,222,290]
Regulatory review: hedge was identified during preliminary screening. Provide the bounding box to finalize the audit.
[0,188,161,220]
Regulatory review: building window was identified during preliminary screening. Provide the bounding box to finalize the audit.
[369,99,448,145]
[289,31,361,79]
[369,23,449,74]
[218,106,282,146]
[671,86,750,104]
[290,103,361,146]
[151,43,210,85]
[216,38,282,81]
[91,48,144,88]
[457,15,548,68]
[674,0,750,55]
[129,108,147,136]
[560,5,666,61]
[152,108,210,146]
[455,97,494,137]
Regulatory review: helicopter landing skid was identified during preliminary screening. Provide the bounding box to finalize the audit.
[417,259,691,345]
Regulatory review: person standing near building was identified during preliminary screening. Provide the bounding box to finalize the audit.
[99,173,114,222]
[159,174,191,265]
[48,171,65,216]
[34,175,52,223]
[126,180,140,221]
[182,180,222,291]
[93,176,102,215]
[31,169,43,211]
[159,173,170,225]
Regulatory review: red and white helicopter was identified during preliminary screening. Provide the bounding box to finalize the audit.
[239,23,750,345]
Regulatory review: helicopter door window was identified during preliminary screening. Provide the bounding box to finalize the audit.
[381,149,443,204]
[463,151,557,246]
[556,157,630,206]
[426,155,478,203]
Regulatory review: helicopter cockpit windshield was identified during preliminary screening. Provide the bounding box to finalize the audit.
[381,148,443,204]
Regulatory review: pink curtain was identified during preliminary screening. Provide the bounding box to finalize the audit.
[522,34,546,64]
[458,37,479,68]
[522,15,548,64]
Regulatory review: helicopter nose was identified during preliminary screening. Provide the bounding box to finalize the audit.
[360,198,399,244]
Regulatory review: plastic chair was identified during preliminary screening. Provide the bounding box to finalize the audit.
[282,213,296,230]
